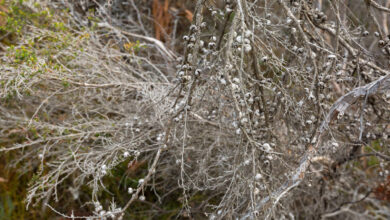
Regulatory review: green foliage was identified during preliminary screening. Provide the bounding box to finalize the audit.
[11,45,36,63]
[364,140,383,167]
[367,156,380,167]
[0,195,14,220]
[124,40,147,53]
[0,0,52,42]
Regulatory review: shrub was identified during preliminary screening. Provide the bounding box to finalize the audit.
[1,0,390,219]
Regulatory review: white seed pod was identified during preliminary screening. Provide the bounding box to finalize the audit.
[208,42,216,49]
[183,35,189,41]
[244,44,252,53]
[362,31,369,36]
[375,31,380,37]
[200,22,207,28]
[255,173,262,180]
[254,187,260,195]
[210,36,217,42]
[183,75,192,81]
[187,53,193,62]
[128,187,134,194]
[95,203,103,212]
[178,71,185,77]
[108,212,115,218]
[292,45,298,51]
[261,56,268,62]
[194,69,201,76]
[291,27,296,33]
[189,24,197,32]
[199,40,204,47]
[308,91,315,100]
[182,64,189,69]
[123,151,130,157]
[244,30,252,37]
[176,56,183,62]
[263,143,272,151]
[139,195,145,201]
[231,83,239,91]
[236,36,243,43]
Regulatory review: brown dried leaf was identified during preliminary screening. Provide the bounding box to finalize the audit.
[374,175,390,201]
[0,4,9,27]
[152,0,172,41]
[184,9,193,22]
